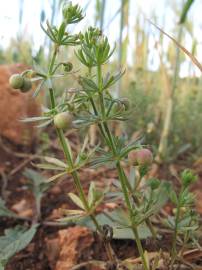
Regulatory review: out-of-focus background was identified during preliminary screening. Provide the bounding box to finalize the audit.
[0,0,202,162]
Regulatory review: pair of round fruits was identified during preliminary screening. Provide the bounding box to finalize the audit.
[9,73,72,130]
[9,74,32,92]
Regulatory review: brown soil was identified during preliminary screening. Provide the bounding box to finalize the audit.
[0,134,202,270]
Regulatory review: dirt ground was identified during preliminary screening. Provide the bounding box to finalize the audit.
[0,132,202,270]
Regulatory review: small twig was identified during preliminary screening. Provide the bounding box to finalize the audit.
[176,256,199,270]
[0,171,9,200]
[9,156,35,176]
[71,260,106,270]
[7,214,72,228]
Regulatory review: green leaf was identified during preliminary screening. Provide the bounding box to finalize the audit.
[179,0,195,24]
[0,198,17,218]
[20,116,51,123]
[103,70,125,90]
[152,182,169,211]
[170,190,178,205]
[36,119,53,128]
[44,156,67,169]
[82,209,151,240]
[33,79,46,97]
[23,169,52,208]
[58,22,66,42]
[88,182,96,207]
[87,182,105,211]
[128,166,136,189]
[46,171,67,182]
[0,225,38,269]
[68,193,85,210]
[79,76,99,93]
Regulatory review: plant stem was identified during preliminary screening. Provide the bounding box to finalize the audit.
[132,227,149,269]
[48,45,58,75]
[94,111,150,270]
[89,97,109,143]
[121,168,157,238]
[48,51,116,265]
[117,162,149,270]
[95,64,149,270]
[171,194,181,266]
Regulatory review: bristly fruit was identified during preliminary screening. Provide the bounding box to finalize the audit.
[20,78,32,92]
[128,148,153,166]
[9,74,24,89]
[54,112,73,129]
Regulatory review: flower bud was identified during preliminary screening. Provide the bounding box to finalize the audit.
[181,169,197,187]
[20,78,32,92]
[9,74,24,89]
[128,148,153,166]
[148,178,160,190]
[54,112,72,129]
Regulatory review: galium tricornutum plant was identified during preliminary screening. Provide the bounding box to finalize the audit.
[9,2,199,270]
[9,4,151,268]
[167,169,199,267]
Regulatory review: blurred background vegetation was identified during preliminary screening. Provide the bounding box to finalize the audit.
[0,0,202,162]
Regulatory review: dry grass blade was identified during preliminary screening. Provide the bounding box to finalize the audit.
[147,19,202,73]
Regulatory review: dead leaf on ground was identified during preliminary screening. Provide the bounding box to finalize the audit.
[45,226,94,270]
[11,198,33,218]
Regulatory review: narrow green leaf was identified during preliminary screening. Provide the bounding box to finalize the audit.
[68,193,85,210]
[20,116,51,123]
[33,79,46,97]
[44,156,67,168]
[88,182,96,207]
[46,171,67,182]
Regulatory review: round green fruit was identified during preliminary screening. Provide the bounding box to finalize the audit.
[20,78,32,92]
[9,74,24,89]
[128,148,153,166]
[54,112,72,129]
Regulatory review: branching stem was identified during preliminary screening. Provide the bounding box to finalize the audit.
[94,63,149,270]
[48,49,116,265]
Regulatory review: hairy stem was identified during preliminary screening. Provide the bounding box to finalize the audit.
[48,50,116,264]
[95,64,149,270]
[171,193,181,266]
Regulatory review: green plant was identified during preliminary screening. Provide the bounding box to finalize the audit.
[7,2,200,269]
[0,170,51,270]
[168,169,198,267]
[0,225,38,270]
